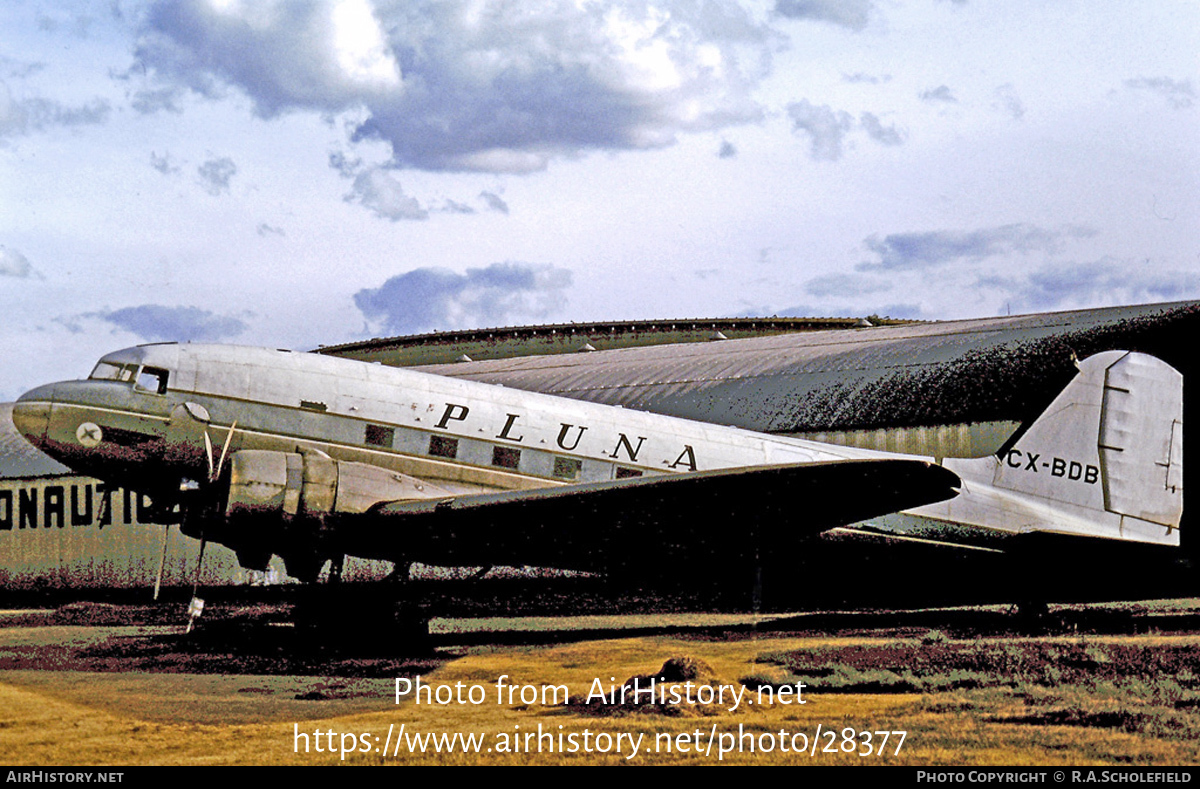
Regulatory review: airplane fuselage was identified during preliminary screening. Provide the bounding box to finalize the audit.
[13,343,893,503]
[11,343,1183,596]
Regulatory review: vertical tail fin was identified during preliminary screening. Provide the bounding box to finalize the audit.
[982,351,1182,544]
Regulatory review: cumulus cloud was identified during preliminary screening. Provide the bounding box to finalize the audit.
[0,246,40,278]
[33,4,121,37]
[479,191,509,214]
[860,112,903,145]
[788,102,903,158]
[859,224,1096,271]
[919,85,957,103]
[769,302,923,320]
[775,0,874,31]
[1125,77,1195,109]
[150,150,181,174]
[132,0,770,173]
[197,156,237,195]
[131,87,185,114]
[96,305,248,342]
[328,150,360,178]
[354,262,573,335]
[0,80,110,137]
[256,223,285,237]
[345,167,428,221]
[440,200,476,215]
[787,100,853,160]
[843,72,889,85]
[993,84,1025,120]
[996,260,1200,311]
[804,273,890,298]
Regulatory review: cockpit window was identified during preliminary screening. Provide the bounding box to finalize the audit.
[135,366,170,395]
[89,361,169,394]
[89,362,137,382]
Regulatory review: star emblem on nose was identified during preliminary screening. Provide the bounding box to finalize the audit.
[76,422,103,448]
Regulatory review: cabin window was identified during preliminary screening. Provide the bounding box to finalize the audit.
[300,400,328,412]
[615,467,643,479]
[491,446,521,470]
[553,457,582,481]
[134,366,169,395]
[428,435,459,459]
[365,424,394,448]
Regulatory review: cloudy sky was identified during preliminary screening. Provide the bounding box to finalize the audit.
[2,0,1196,400]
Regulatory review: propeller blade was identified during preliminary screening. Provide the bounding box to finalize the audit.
[214,420,238,481]
[203,430,214,481]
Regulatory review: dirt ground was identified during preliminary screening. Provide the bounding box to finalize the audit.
[1,600,1199,766]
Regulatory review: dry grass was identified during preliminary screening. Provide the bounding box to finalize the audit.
[3,628,1200,765]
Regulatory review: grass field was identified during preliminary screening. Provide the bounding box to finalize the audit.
[1,602,1199,766]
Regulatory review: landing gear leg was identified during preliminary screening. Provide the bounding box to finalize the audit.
[1017,600,1050,619]
[395,559,430,648]
[294,558,429,653]
[1009,599,1054,634]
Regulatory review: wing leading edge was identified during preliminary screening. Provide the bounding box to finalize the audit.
[332,458,961,574]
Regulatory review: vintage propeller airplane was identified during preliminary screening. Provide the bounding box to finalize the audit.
[9,343,1184,627]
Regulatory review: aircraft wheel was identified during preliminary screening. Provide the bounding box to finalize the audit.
[294,585,431,653]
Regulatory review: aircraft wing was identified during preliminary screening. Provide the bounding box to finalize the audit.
[332,458,961,574]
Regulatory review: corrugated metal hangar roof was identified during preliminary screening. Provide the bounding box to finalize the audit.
[404,300,1200,435]
[317,315,906,367]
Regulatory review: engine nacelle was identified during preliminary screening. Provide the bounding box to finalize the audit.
[226,449,445,519]
[220,449,448,579]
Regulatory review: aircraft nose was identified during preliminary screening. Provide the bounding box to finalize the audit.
[11,384,56,445]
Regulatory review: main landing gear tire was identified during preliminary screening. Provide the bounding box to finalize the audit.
[294,584,431,653]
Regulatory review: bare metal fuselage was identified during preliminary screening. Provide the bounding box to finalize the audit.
[10,343,1187,606]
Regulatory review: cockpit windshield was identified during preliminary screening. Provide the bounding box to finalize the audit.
[88,361,170,394]
[89,361,137,382]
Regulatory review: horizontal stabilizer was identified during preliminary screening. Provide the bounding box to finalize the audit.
[335,459,961,572]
